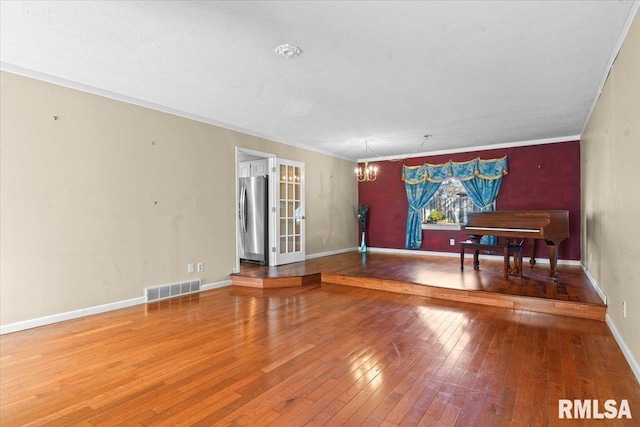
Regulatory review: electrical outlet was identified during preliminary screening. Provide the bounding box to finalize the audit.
[197,262,204,272]
[187,263,194,274]
[323,238,327,245]
[623,301,627,318]
[450,238,455,246]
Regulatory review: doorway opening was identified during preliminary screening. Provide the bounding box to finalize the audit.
[235,148,307,273]
[235,148,275,273]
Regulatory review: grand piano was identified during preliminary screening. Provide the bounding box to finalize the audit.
[462,210,569,279]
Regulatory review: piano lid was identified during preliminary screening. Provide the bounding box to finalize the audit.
[463,210,569,240]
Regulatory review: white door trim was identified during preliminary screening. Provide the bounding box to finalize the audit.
[235,147,276,273]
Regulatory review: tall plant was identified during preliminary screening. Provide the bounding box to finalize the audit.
[357,204,369,231]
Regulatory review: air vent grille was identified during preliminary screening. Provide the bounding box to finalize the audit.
[146,279,201,302]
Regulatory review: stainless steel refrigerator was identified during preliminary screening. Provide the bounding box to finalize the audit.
[238,176,269,264]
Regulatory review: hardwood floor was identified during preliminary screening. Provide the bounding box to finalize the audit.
[1,283,638,426]
[232,252,606,320]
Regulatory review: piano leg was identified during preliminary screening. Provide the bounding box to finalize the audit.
[546,239,561,280]
[503,246,509,279]
[529,238,537,267]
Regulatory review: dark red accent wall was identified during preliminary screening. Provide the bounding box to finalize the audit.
[357,141,581,260]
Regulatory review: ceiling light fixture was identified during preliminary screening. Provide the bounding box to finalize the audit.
[275,44,302,59]
[355,141,378,183]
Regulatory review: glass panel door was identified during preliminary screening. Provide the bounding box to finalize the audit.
[274,159,305,265]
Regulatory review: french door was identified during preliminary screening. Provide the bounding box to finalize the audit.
[273,159,305,265]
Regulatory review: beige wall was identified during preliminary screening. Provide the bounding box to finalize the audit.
[582,14,639,368]
[0,71,358,325]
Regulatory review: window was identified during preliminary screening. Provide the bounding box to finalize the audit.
[421,178,479,226]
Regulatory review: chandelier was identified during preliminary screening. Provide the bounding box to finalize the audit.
[355,141,378,182]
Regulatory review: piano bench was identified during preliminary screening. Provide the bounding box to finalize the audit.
[460,241,523,279]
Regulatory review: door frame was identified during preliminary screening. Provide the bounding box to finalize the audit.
[235,147,276,273]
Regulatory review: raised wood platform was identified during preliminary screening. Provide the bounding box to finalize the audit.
[230,251,606,321]
[230,272,321,289]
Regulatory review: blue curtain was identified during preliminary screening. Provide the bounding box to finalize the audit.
[451,157,508,245]
[402,162,452,249]
[403,157,508,249]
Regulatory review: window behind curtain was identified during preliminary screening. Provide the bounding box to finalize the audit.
[421,178,479,224]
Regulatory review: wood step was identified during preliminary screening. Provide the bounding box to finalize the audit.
[230,272,321,288]
[321,273,606,321]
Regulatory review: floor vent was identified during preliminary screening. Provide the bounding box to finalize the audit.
[146,279,201,302]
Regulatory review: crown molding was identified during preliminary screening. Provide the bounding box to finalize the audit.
[357,135,580,162]
[579,1,640,135]
[0,63,353,162]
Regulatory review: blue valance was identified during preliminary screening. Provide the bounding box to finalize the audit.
[402,156,508,184]
[402,156,508,249]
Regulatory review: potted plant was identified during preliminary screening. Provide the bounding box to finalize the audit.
[425,209,446,224]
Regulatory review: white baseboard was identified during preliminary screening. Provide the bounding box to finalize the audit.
[580,267,639,384]
[1,279,231,335]
[581,264,608,305]
[306,247,358,260]
[606,314,640,384]
[201,279,231,291]
[368,247,460,257]
[367,247,581,266]
[0,296,145,335]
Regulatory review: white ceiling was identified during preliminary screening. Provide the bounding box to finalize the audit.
[1,1,637,161]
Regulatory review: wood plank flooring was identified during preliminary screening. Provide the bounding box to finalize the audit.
[1,283,638,426]
[232,252,606,320]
